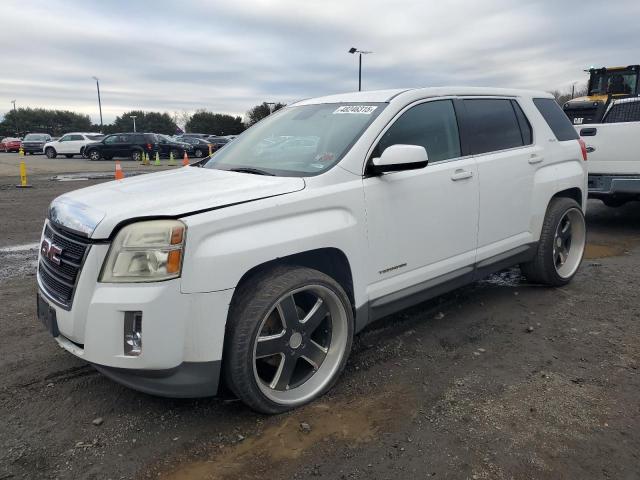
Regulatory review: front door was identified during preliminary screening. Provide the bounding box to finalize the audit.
[363,99,479,306]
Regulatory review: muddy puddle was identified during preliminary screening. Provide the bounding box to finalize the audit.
[0,243,38,283]
[158,386,415,480]
[584,241,635,259]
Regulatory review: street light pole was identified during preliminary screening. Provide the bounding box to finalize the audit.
[348,47,373,92]
[92,76,103,131]
[130,115,137,132]
[10,100,18,135]
[266,102,275,114]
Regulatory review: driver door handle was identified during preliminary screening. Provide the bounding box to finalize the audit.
[451,169,473,181]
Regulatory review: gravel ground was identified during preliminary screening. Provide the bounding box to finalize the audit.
[1,159,639,479]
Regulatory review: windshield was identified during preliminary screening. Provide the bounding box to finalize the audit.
[24,134,47,141]
[204,103,385,176]
[590,71,638,95]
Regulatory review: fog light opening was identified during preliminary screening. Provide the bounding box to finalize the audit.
[124,311,142,356]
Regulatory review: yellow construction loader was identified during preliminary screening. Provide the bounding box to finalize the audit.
[562,65,639,125]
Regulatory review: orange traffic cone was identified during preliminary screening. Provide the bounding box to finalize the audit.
[182,152,189,166]
[114,161,124,180]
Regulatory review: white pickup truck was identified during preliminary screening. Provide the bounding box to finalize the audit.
[578,97,640,207]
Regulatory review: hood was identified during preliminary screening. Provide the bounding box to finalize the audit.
[49,167,305,239]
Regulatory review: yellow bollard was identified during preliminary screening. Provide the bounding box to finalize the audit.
[16,160,32,188]
[154,151,161,166]
[168,151,176,166]
[208,144,212,156]
[18,146,24,157]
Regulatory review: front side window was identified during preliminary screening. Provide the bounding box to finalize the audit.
[104,135,119,144]
[372,100,461,162]
[58,135,71,142]
[205,103,385,176]
[464,99,524,154]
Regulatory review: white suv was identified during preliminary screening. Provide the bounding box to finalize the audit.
[44,132,105,158]
[37,88,587,413]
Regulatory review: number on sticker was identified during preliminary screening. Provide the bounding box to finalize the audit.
[333,105,378,114]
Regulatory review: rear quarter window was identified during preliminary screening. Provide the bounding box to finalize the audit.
[533,98,579,141]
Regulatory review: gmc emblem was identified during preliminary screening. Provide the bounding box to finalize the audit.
[41,238,63,265]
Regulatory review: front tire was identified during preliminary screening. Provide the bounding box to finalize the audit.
[45,147,57,159]
[521,197,586,286]
[131,150,142,162]
[87,149,101,161]
[224,266,354,414]
[194,148,204,158]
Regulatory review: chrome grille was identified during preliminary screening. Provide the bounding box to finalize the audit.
[38,222,91,309]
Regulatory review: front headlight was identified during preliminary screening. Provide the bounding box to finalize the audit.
[100,220,186,283]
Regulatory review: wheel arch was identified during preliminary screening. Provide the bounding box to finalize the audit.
[552,187,583,208]
[233,247,355,309]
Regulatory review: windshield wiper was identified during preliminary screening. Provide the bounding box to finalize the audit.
[229,167,274,176]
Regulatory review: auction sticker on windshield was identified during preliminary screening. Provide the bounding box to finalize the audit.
[333,105,378,114]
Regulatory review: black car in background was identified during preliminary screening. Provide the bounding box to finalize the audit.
[206,136,231,152]
[178,136,213,157]
[84,132,158,161]
[22,133,52,154]
[155,134,193,158]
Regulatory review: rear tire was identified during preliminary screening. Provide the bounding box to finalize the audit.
[521,197,585,286]
[224,266,354,414]
[45,148,57,159]
[131,150,142,162]
[194,148,204,158]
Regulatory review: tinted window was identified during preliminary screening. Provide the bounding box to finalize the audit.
[533,98,579,141]
[373,100,461,162]
[69,135,84,141]
[104,135,118,144]
[59,135,71,142]
[604,101,640,123]
[464,99,524,154]
[512,100,533,145]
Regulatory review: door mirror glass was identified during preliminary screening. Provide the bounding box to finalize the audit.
[371,144,429,174]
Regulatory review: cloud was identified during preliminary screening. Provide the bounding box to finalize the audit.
[1,0,639,123]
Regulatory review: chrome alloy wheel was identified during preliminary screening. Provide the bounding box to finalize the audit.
[553,207,586,278]
[252,285,349,406]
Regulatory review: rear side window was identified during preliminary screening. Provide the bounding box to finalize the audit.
[533,98,579,141]
[604,101,640,123]
[463,99,524,154]
[373,100,461,162]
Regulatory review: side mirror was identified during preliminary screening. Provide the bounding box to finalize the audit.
[371,144,429,174]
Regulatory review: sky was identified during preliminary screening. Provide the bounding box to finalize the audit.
[1,0,639,124]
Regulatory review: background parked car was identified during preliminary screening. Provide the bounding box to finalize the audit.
[155,134,193,158]
[22,133,52,154]
[84,132,158,161]
[0,137,22,152]
[179,136,213,157]
[205,136,231,152]
[44,132,105,158]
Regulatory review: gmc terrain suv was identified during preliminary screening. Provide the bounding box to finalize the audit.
[37,87,587,413]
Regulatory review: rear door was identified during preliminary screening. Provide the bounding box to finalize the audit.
[461,97,540,263]
[578,101,640,175]
[66,134,86,154]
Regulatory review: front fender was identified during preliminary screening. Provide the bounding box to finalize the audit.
[179,183,367,303]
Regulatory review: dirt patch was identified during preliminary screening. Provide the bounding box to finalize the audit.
[584,242,630,259]
[157,386,415,480]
